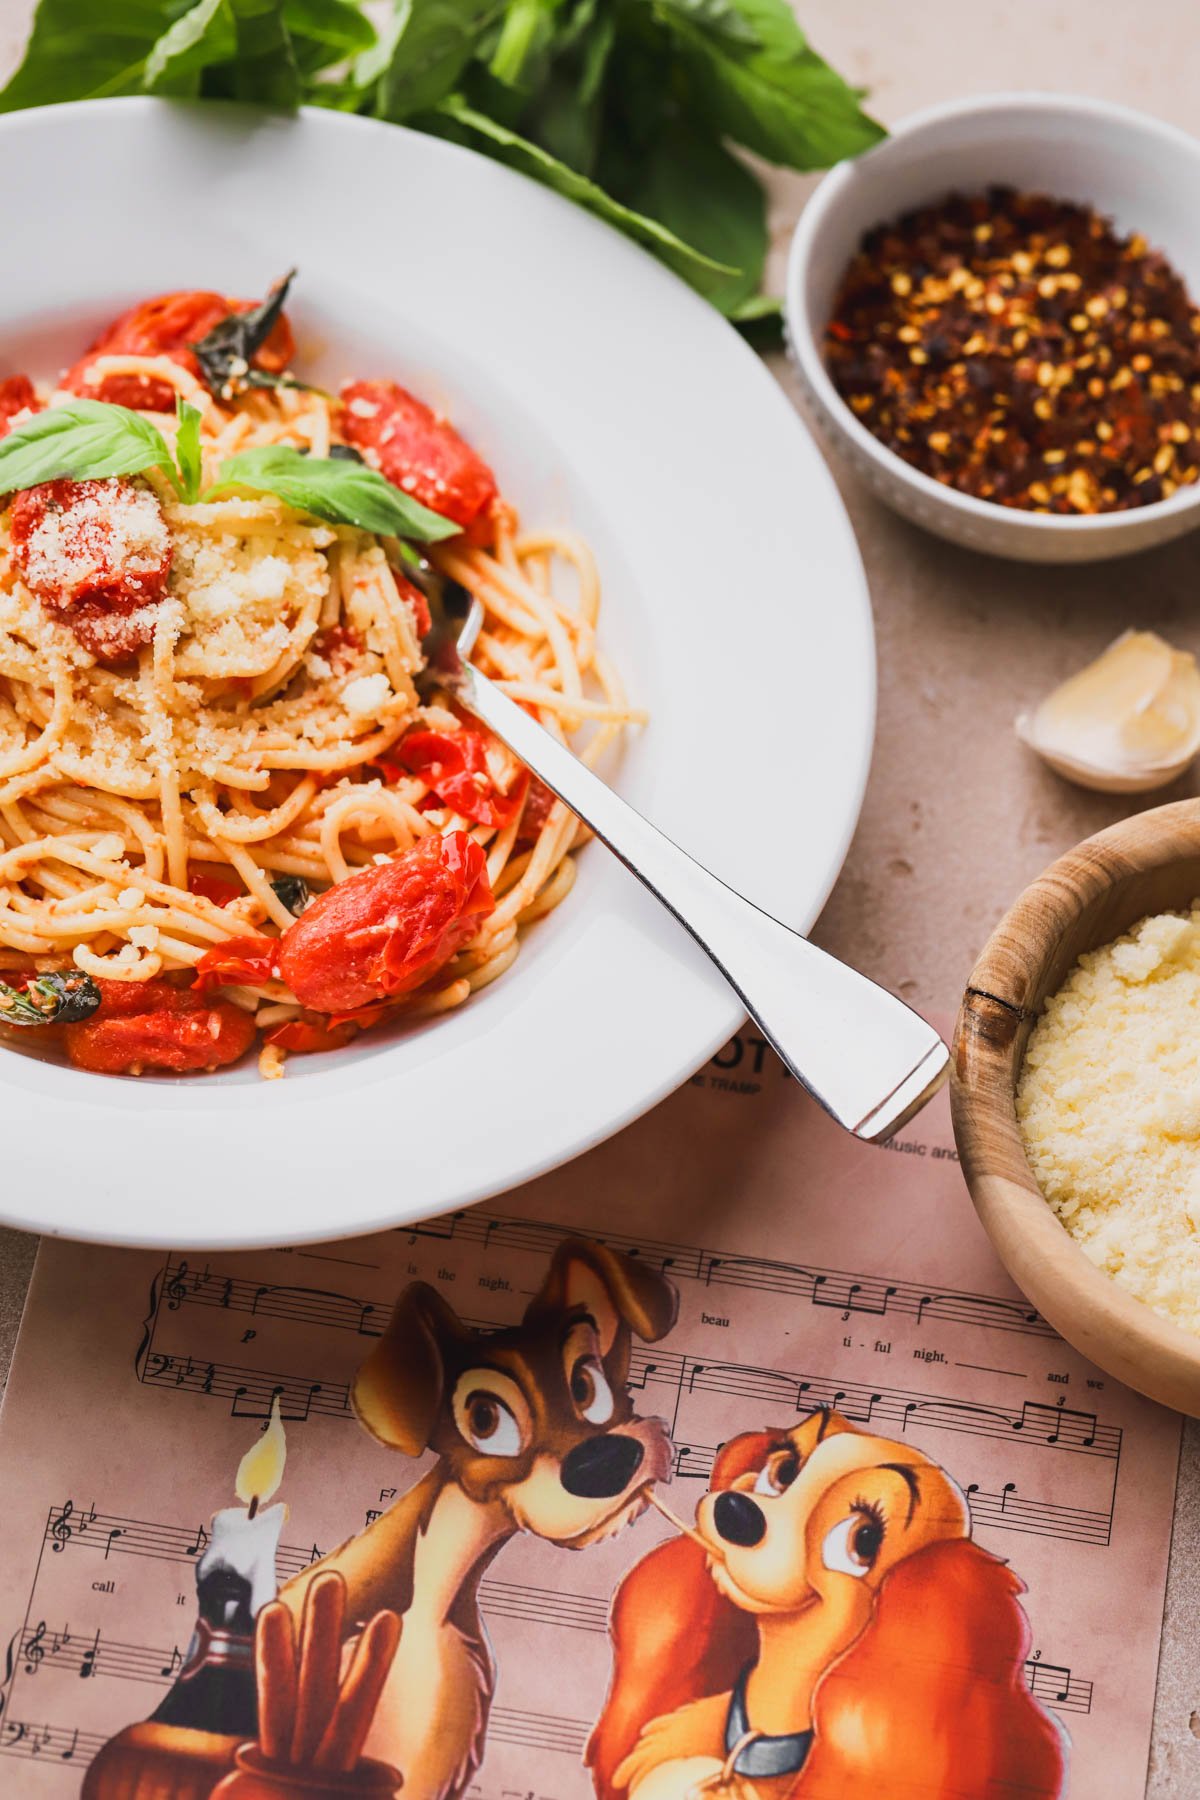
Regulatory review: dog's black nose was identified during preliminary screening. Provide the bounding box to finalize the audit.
[561,1434,644,1498]
[713,1491,767,1546]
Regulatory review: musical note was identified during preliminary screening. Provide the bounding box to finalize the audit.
[60,1726,78,1761]
[185,1521,207,1558]
[78,1630,100,1680]
[159,1645,181,1679]
[103,1526,124,1561]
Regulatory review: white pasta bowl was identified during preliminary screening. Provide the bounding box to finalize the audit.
[786,92,1200,563]
[0,98,876,1249]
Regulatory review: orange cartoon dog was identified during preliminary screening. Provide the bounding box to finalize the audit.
[588,1409,1068,1800]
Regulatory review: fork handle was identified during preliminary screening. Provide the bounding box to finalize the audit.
[454,664,948,1142]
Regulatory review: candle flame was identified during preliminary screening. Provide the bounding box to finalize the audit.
[235,1394,287,1507]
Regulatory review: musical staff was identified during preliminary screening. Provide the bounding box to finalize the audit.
[665,1443,1112,1545]
[138,1350,352,1423]
[38,1506,1091,1713]
[136,1335,1118,1465]
[156,1210,1054,1346]
[0,1717,99,1762]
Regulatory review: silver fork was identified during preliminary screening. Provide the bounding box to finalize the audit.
[418,581,949,1143]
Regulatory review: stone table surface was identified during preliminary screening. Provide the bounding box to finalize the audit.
[0,0,1198,1790]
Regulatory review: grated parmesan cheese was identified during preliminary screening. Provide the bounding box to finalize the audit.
[1017,903,1200,1333]
[341,673,392,716]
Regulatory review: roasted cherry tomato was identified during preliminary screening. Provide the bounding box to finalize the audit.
[517,775,558,847]
[339,380,498,545]
[9,477,173,663]
[194,936,281,993]
[63,979,257,1074]
[187,871,242,908]
[266,1018,357,1054]
[396,728,523,829]
[65,289,295,412]
[278,830,493,1012]
[0,375,36,438]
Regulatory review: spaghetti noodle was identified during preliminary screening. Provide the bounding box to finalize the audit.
[0,283,640,1078]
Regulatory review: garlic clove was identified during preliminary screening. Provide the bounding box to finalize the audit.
[1016,630,1200,794]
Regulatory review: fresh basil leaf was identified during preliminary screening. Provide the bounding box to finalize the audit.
[190,270,296,399]
[370,0,503,122]
[653,0,760,49]
[144,0,234,93]
[0,0,194,109]
[425,98,737,297]
[0,971,101,1027]
[660,3,884,168]
[613,117,766,315]
[285,0,375,56]
[175,399,204,503]
[0,400,180,492]
[206,445,459,539]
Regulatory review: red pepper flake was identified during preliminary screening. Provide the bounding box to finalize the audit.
[824,186,1200,514]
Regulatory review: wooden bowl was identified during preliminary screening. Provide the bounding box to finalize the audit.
[952,798,1200,1414]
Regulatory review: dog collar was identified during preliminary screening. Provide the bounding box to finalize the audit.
[724,1666,814,1779]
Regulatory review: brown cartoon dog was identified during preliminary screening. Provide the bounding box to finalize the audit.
[589,1409,1067,1800]
[283,1237,678,1800]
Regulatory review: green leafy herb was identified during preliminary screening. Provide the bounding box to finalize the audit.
[190,269,298,398]
[0,971,101,1027]
[174,398,204,503]
[204,444,459,538]
[0,399,185,495]
[270,874,311,915]
[0,0,884,318]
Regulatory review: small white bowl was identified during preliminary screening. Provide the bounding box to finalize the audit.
[786,92,1200,563]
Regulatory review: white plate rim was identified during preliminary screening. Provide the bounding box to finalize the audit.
[0,97,875,1249]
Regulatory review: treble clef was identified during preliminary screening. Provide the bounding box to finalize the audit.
[23,1622,46,1675]
[165,1261,189,1310]
[50,1501,74,1552]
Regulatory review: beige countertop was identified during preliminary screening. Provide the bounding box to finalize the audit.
[0,0,1197,1789]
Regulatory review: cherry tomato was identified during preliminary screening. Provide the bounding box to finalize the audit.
[278,830,493,1012]
[517,775,558,847]
[63,979,256,1074]
[396,728,523,829]
[264,1017,362,1055]
[64,288,295,412]
[187,871,242,908]
[0,375,36,439]
[9,478,173,664]
[339,380,498,545]
[194,936,281,993]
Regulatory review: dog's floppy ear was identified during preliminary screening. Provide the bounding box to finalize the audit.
[532,1237,678,1355]
[352,1282,464,1455]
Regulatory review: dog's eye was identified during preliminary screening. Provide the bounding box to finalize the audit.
[458,1389,524,1457]
[821,1509,884,1578]
[753,1449,800,1496]
[569,1354,614,1425]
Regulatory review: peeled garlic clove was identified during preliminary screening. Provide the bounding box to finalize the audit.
[1016,630,1200,794]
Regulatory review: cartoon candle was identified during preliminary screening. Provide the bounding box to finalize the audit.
[152,1397,290,1738]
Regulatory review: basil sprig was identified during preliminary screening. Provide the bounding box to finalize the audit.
[0,399,458,541]
[0,0,883,332]
[0,971,101,1028]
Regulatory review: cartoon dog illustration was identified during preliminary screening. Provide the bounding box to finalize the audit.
[588,1409,1068,1800]
[283,1237,678,1800]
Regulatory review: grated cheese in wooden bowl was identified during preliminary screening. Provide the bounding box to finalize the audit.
[1017,906,1200,1333]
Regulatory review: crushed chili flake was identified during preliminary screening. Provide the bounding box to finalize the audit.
[824,187,1200,514]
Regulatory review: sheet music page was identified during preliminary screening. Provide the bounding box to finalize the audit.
[0,1022,1180,1798]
